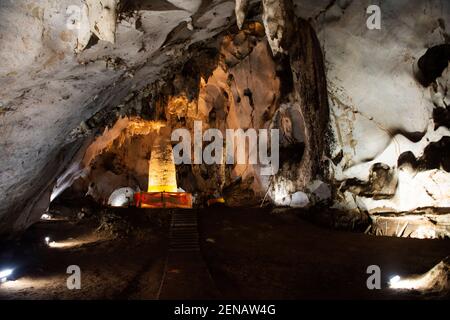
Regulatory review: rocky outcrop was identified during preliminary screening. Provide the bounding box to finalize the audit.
[73,18,327,207]
[389,256,450,293]
[311,0,450,215]
[0,0,236,236]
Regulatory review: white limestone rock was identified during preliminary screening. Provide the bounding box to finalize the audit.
[108,187,135,207]
[74,3,92,52]
[262,0,287,55]
[235,0,250,29]
[319,0,450,213]
[0,0,238,235]
[167,0,201,13]
[307,180,332,203]
[86,0,119,44]
[290,191,310,208]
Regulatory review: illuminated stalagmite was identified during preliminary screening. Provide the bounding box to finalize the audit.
[147,133,178,193]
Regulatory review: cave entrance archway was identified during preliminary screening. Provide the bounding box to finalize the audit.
[49,18,330,212]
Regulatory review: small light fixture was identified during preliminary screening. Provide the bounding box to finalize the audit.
[389,275,401,287]
[0,269,13,283]
[41,213,51,220]
[45,236,50,245]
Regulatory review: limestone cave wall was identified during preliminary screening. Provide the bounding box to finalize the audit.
[0,0,449,237]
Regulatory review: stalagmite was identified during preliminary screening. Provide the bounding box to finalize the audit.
[235,0,294,55]
[262,0,288,55]
[235,0,250,30]
[147,134,178,193]
[75,0,120,52]
[86,0,119,43]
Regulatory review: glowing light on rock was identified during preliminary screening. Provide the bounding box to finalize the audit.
[389,276,425,290]
[0,275,61,290]
[388,258,450,292]
[414,226,437,239]
[48,240,77,249]
[0,269,13,282]
[389,275,401,286]
[107,187,135,207]
[50,162,87,202]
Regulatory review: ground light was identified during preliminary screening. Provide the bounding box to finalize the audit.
[48,240,78,248]
[41,213,52,220]
[389,275,401,287]
[0,269,13,283]
[388,257,449,292]
[389,274,421,290]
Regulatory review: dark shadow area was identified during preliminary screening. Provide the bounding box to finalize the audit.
[0,207,169,300]
[416,44,450,87]
[199,207,450,300]
[398,136,450,172]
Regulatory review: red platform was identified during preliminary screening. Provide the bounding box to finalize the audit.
[134,192,193,209]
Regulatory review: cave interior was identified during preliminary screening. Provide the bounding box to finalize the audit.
[0,0,449,300]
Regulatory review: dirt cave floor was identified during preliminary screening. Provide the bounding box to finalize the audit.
[0,207,449,300]
[0,208,169,300]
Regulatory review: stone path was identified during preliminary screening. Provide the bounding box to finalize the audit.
[158,209,219,299]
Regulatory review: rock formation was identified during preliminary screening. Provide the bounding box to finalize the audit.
[0,0,449,237]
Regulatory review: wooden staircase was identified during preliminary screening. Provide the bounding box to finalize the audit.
[158,209,220,299]
[169,210,200,252]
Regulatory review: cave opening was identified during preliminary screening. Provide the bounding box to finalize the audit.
[48,19,325,213]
